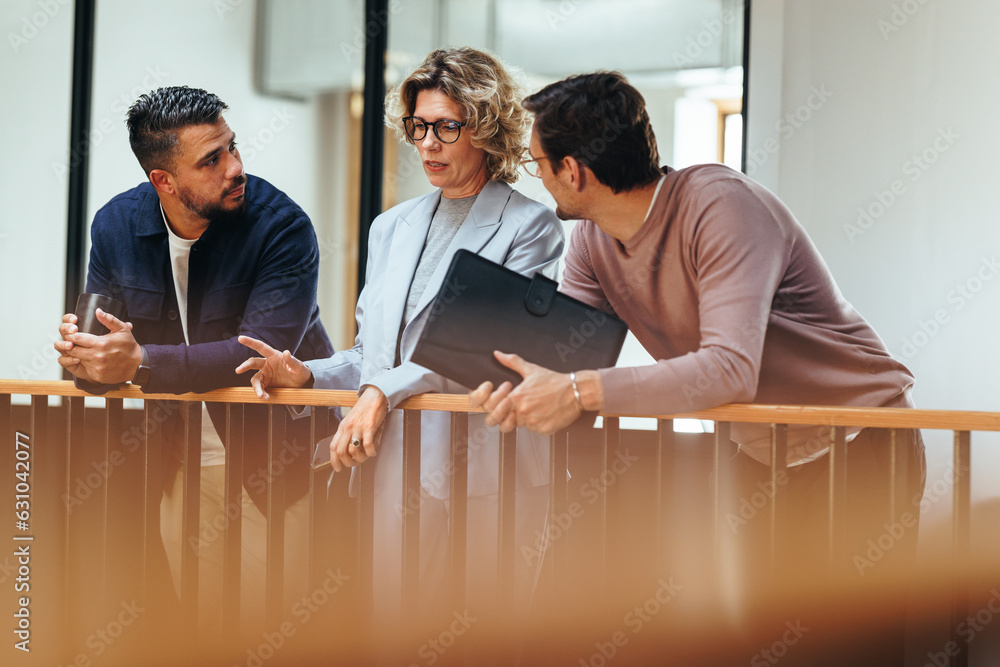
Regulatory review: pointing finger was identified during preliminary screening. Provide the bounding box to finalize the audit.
[238,335,276,357]
[95,308,131,333]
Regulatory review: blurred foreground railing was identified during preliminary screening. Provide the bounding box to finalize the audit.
[1,379,998,666]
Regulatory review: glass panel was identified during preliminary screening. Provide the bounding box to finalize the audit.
[384,0,745,212]
[382,0,744,431]
[1,0,74,384]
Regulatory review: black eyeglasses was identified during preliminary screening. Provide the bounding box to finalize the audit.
[520,155,551,178]
[402,116,467,144]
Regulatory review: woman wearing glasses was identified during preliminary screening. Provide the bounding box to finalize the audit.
[237,47,563,624]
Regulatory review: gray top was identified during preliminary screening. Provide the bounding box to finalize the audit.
[403,193,478,325]
[395,193,478,366]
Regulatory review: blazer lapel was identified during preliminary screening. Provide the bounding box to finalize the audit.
[400,181,513,354]
[381,190,441,347]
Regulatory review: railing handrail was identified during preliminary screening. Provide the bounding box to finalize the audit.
[4,379,1000,431]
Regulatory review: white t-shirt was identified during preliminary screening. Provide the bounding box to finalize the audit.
[162,205,227,467]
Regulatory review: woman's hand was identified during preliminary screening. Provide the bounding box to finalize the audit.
[235,335,312,400]
[328,386,390,472]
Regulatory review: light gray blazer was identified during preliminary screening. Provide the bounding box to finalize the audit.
[306,180,565,499]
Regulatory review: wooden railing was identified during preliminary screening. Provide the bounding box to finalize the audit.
[0,379,995,666]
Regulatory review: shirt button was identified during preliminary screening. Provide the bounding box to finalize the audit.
[167,310,178,320]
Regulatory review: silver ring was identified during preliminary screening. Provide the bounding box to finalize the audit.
[350,438,362,448]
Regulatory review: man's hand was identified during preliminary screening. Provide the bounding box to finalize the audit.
[236,335,312,400]
[469,351,604,435]
[327,386,389,472]
[55,310,142,384]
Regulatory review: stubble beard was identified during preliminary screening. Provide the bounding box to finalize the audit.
[178,175,248,226]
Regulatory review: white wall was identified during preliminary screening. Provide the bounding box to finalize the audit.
[748,0,999,414]
[747,3,1000,631]
[0,0,73,383]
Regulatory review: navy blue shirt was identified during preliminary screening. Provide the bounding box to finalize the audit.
[84,174,334,393]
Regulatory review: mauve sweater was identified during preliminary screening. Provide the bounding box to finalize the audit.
[560,164,914,465]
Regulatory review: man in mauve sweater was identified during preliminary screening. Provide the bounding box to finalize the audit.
[472,71,925,666]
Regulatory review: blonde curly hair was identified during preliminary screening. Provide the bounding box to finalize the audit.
[385,47,528,184]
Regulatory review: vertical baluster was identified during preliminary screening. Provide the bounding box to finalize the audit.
[140,399,164,634]
[307,406,330,590]
[356,445,376,623]
[601,417,620,588]
[103,396,123,607]
[66,395,87,637]
[827,426,847,567]
[179,401,202,631]
[449,412,468,609]
[401,409,422,615]
[265,405,286,629]
[950,430,971,667]
[712,421,732,563]
[107,397,144,616]
[889,428,909,527]
[655,419,673,575]
[497,428,517,612]
[549,428,569,597]
[31,395,67,658]
[769,423,788,573]
[222,403,244,638]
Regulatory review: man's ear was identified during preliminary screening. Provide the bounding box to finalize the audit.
[562,155,587,193]
[148,169,174,195]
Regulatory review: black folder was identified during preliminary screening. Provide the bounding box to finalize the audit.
[411,249,628,390]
